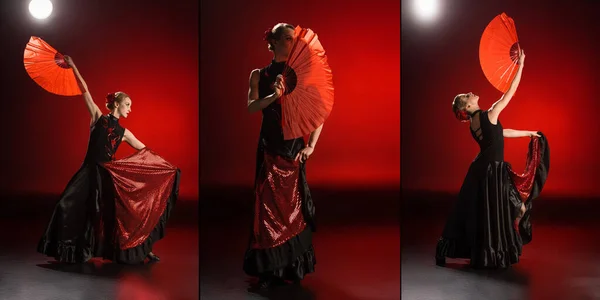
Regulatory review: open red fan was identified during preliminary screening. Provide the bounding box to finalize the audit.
[280,26,334,140]
[479,13,521,93]
[24,36,82,96]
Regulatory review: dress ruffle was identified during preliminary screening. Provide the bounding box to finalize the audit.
[244,227,316,280]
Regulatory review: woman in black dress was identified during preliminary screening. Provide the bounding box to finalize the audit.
[436,50,550,268]
[37,56,179,264]
[243,23,321,289]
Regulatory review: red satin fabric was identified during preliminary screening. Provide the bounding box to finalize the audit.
[252,153,306,249]
[102,148,177,250]
[507,137,542,202]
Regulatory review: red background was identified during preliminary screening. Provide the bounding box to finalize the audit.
[0,0,198,199]
[200,0,400,189]
[401,0,600,197]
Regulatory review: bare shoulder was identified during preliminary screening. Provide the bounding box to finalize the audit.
[485,108,499,125]
[249,69,260,83]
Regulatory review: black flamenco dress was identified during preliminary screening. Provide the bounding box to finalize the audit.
[436,110,549,268]
[243,60,317,281]
[38,114,180,264]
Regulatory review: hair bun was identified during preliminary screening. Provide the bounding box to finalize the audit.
[106,93,116,104]
[455,109,470,122]
[263,28,273,41]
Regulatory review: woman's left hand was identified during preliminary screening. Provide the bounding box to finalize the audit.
[529,131,541,138]
[295,146,314,163]
[63,55,75,68]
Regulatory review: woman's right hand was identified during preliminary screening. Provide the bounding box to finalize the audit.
[273,75,285,98]
[518,49,525,65]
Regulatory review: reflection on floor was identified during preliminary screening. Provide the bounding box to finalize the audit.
[402,191,600,300]
[200,186,401,300]
[0,195,198,300]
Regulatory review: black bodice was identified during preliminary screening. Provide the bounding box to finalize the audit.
[470,110,504,163]
[257,60,303,158]
[84,114,125,163]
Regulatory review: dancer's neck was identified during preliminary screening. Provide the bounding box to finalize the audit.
[468,107,481,116]
[273,54,288,63]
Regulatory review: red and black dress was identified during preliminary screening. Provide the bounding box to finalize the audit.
[37,114,180,264]
[436,110,550,268]
[243,60,316,280]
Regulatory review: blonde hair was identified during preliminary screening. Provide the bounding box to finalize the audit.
[106,91,129,111]
[265,23,294,51]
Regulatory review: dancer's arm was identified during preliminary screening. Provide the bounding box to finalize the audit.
[295,124,324,163]
[488,50,526,124]
[247,70,284,113]
[503,129,540,138]
[64,56,102,125]
[307,124,323,149]
[123,129,146,150]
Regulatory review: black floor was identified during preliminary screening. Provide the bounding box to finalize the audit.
[401,191,600,300]
[5,189,596,299]
[200,186,401,300]
[0,195,199,300]
[0,187,401,300]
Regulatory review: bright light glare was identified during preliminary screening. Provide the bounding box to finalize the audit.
[29,0,53,20]
[413,0,439,22]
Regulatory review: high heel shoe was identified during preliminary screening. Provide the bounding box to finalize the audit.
[147,252,160,262]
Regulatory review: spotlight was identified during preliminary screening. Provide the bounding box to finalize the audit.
[29,0,53,20]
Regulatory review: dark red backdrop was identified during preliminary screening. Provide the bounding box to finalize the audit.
[401,0,600,197]
[0,0,198,199]
[200,0,400,189]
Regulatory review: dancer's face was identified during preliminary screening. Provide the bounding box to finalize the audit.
[462,92,479,108]
[115,97,132,118]
[274,27,295,57]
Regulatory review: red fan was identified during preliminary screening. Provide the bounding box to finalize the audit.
[23,36,82,96]
[280,26,334,140]
[479,13,521,93]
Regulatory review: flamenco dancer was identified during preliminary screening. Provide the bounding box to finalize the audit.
[37,55,180,264]
[435,50,550,268]
[243,23,321,289]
